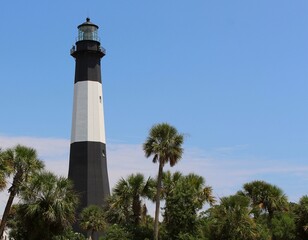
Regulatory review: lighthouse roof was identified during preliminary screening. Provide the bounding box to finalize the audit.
[78,17,99,29]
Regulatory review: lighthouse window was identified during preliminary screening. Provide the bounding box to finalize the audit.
[99,96,102,103]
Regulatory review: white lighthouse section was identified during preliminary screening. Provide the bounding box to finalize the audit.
[71,81,106,143]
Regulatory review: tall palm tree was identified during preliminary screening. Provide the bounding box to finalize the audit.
[79,205,106,240]
[143,123,184,240]
[16,171,79,239]
[0,145,44,239]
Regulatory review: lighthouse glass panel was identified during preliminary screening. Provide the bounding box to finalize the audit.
[78,25,99,41]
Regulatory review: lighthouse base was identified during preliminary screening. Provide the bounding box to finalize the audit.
[68,141,110,210]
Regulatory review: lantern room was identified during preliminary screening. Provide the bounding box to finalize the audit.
[77,18,100,42]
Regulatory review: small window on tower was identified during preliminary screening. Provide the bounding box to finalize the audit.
[99,96,102,103]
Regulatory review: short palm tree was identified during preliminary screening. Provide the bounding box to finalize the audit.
[161,171,183,200]
[10,171,79,239]
[79,205,106,240]
[240,180,288,220]
[185,173,216,206]
[162,172,215,238]
[294,195,308,239]
[104,194,131,225]
[105,173,155,226]
[0,145,44,239]
[143,123,184,240]
[208,194,259,240]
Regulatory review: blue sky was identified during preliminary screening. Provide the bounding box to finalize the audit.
[0,0,308,212]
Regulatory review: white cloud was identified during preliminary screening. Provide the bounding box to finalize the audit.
[0,135,307,217]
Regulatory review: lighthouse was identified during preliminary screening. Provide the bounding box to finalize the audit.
[68,18,110,216]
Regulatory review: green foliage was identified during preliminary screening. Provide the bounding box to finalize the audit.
[79,205,107,239]
[52,230,86,240]
[126,225,153,240]
[271,212,296,240]
[143,123,184,167]
[294,195,308,240]
[239,180,289,219]
[1,145,45,188]
[8,171,78,240]
[0,145,44,238]
[104,173,155,227]
[254,217,271,240]
[100,224,132,240]
[104,173,155,240]
[238,180,294,239]
[206,194,259,240]
[0,148,13,191]
[177,232,205,240]
[162,172,215,240]
[6,205,29,240]
[2,143,307,240]
[104,194,132,225]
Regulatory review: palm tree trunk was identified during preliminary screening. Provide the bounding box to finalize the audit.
[132,196,141,225]
[0,180,18,239]
[154,162,164,240]
[90,229,94,240]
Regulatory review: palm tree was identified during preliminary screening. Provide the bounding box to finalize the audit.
[207,194,259,240]
[124,173,154,225]
[102,224,132,240]
[239,180,289,220]
[0,145,44,239]
[185,173,216,206]
[162,172,215,239]
[105,173,155,226]
[143,123,184,240]
[161,171,183,199]
[80,205,107,240]
[104,194,131,225]
[0,148,13,191]
[16,171,79,239]
[294,195,308,240]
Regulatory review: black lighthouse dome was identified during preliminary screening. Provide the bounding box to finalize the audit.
[77,18,100,42]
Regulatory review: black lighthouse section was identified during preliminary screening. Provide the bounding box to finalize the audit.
[68,141,110,210]
[72,40,105,83]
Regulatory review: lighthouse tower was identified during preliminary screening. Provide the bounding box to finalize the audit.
[68,18,110,214]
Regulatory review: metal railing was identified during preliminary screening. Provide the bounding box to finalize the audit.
[70,45,106,55]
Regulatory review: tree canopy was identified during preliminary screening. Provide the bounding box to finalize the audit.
[1,129,307,240]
